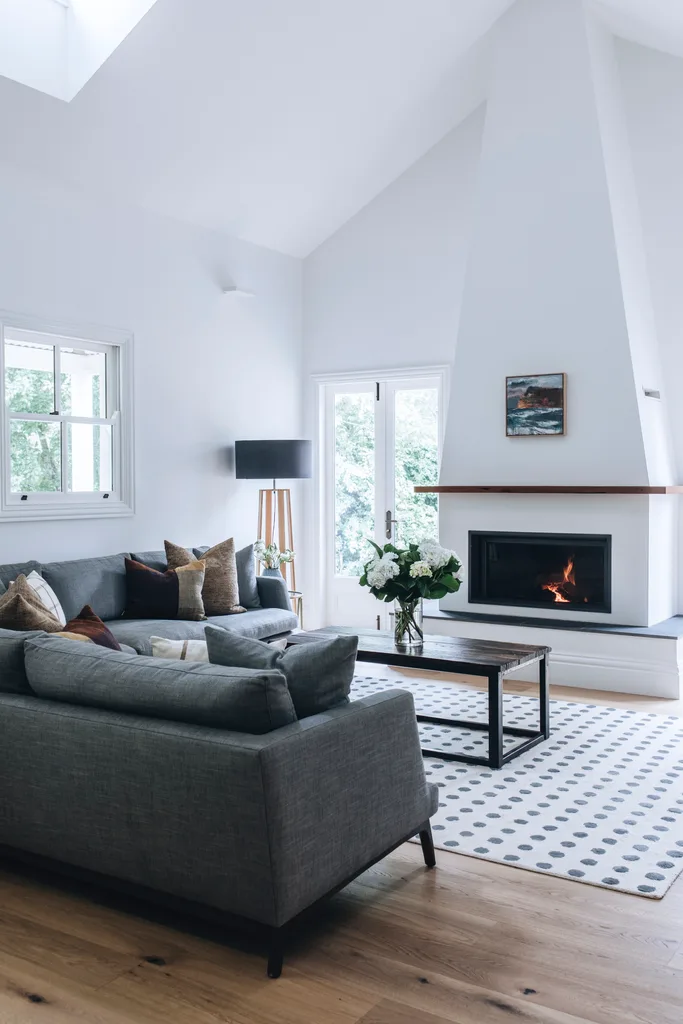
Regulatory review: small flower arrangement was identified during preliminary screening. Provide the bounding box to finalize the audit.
[360,539,463,649]
[254,540,295,569]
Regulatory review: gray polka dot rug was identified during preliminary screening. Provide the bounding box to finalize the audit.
[352,673,683,899]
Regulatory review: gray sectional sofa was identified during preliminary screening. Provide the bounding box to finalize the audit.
[0,550,438,976]
[0,547,299,653]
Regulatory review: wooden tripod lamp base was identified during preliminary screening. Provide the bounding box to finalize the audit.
[257,486,296,590]
[235,439,312,597]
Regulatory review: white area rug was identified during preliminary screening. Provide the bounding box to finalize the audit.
[352,673,683,898]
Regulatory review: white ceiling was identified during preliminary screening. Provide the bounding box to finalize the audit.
[0,0,681,258]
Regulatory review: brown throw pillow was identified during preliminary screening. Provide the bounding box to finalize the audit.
[61,605,122,651]
[0,575,63,632]
[165,539,244,616]
[125,558,206,621]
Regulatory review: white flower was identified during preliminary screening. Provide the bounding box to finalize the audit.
[366,551,399,588]
[409,560,433,578]
[418,538,460,571]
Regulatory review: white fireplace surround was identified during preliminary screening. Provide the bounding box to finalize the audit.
[432,493,681,700]
[439,494,677,627]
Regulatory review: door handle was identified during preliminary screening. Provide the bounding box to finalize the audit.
[385,509,398,539]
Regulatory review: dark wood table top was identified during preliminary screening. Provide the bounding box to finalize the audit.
[287,626,550,675]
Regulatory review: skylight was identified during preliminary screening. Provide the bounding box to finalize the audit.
[0,0,159,102]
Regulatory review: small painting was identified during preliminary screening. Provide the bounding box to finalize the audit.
[506,373,566,436]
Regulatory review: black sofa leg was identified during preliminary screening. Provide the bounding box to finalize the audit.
[267,927,285,979]
[419,823,437,868]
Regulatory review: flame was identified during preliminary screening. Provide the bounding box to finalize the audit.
[542,555,576,604]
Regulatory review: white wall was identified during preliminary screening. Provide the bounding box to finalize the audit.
[303,105,485,376]
[0,159,302,565]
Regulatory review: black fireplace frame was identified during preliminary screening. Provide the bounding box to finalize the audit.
[468,530,612,614]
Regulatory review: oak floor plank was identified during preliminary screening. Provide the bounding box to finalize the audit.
[357,999,455,1024]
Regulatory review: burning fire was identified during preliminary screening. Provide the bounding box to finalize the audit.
[542,555,576,604]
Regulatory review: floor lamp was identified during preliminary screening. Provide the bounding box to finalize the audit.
[235,439,312,591]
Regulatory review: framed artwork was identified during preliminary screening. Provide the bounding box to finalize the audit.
[506,373,566,436]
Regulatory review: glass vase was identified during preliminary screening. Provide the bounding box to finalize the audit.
[394,598,424,651]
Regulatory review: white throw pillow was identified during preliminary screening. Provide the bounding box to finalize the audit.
[150,636,209,662]
[19,570,67,626]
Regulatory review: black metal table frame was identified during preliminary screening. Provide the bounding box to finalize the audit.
[353,648,550,771]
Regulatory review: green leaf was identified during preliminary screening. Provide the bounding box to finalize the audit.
[368,539,383,558]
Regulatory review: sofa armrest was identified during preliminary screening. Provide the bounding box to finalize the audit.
[256,574,291,610]
[257,689,436,925]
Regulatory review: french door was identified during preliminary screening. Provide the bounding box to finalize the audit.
[323,372,444,627]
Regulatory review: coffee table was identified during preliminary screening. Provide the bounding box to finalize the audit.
[287,627,550,770]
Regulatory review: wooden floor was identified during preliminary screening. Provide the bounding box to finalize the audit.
[1,671,683,1024]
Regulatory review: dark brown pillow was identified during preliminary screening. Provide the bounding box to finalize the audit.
[124,558,206,621]
[61,606,122,651]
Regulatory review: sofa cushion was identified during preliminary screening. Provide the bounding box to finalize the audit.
[106,607,298,655]
[62,605,122,651]
[195,543,260,610]
[205,626,357,719]
[41,553,128,623]
[166,538,244,616]
[151,636,209,661]
[24,570,67,626]
[24,635,297,733]
[208,608,298,638]
[0,560,41,589]
[124,558,206,621]
[0,628,44,693]
[0,577,64,632]
[130,550,167,573]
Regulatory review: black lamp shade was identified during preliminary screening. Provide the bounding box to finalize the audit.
[235,439,312,480]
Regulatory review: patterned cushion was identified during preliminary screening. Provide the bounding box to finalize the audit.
[151,636,209,662]
[205,626,358,719]
[0,576,63,632]
[61,605,122,651]
[25,570,67,626]
[166,539,244,616]
[125,558,206,621]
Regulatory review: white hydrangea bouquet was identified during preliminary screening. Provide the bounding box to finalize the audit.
[360,539,463,649]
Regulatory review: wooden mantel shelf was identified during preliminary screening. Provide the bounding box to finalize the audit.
[414,485,683,494]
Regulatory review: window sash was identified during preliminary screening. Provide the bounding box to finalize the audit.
[1,319,130,515]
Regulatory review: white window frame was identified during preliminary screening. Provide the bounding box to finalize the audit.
[0,311,135,521]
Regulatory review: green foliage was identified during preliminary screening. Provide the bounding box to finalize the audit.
[7,369,62,493]
[6,368,103,494]
[334,387,440,577]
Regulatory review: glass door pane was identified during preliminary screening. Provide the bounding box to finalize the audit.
[393,386,439,545]
[334,391,375,576]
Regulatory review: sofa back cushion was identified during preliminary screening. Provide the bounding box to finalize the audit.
[130,550,167,573]
[41,553,129,623]
[0,560,41,590]
[205,625,357,719]
[24,635,297,733]
[0,628,44,694]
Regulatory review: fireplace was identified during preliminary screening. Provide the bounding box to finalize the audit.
[469,531,611,613]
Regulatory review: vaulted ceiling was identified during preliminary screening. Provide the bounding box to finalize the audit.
[0,0,681,257]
